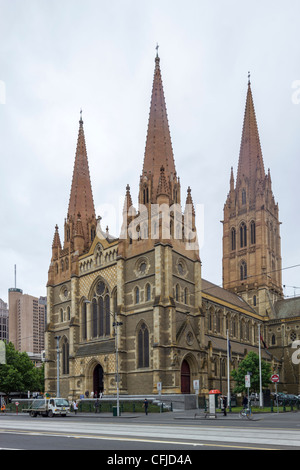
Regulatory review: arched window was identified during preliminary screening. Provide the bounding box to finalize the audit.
[208,307,213,331]
[98,296,104,336]
[92,298,98,337]
[92,280,111,338]
[82,301,87,340]
[216,310,222,333]
[62,337,69,375]
[240,260,247,280]
[240,222,247,248]
[184,287,188,304]
[138,323,149,368]
[67,306,70,321]
[143,186,149,204]
[146,284,151,302]
[232,317,237,337]
[242,188,246,205]
[60,308,64,323]
[250,221,256,244]
[135,287,140,304]
[271,334,276,345]
[175,284,179,302]
[105,295,110,336]
[231,227,236,251]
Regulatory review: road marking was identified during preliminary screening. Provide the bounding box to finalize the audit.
[0,429,278,450]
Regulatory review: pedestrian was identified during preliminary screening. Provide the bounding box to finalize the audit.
[73,400,78,415]
[242,395,248,409]
[95,399,100,413]
[143,398,149,415]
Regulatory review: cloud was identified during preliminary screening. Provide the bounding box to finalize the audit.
[0,0,299,302]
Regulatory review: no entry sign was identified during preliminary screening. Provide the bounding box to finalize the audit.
[271,374,279,383]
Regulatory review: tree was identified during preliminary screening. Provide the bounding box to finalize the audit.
[0,342,44,396]
[231,351,271,394]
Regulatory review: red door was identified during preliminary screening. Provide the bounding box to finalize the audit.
[181,360,190,394]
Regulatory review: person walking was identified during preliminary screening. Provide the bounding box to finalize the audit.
[73,400,78,415]
[143,398,149,415]
[95,399,100,413]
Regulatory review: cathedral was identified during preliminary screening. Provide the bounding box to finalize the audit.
[45,52,300,399]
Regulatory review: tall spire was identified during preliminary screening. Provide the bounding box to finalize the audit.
[142,50,176,197]
[67,112,96,242]
[236,76,265,201]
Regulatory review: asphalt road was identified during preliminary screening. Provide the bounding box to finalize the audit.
[1,410,300,454]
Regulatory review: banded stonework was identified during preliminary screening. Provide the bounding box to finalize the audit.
[45,54,300,400]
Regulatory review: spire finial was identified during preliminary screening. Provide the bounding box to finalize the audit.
[248,71,251,85]
[80,108,83,123]
[156,43,159,58]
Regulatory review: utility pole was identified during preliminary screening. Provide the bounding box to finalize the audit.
[54,335,61,398]
[113,320,123,416]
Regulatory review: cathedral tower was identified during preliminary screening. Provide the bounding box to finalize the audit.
[222,76,283,317]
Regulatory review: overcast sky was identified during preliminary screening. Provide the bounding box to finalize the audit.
[0,0,300,303]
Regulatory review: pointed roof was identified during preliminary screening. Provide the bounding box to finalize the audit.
[52,224,61,249]
[67,113,96,238]
[157,166,169,197]
[143,51,176,196]
[185,186,195,216]
[236,75,266,199]
[123,184,133,214]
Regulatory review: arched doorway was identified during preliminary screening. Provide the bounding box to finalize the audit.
[181,359,190,394]
[93,364,104,397]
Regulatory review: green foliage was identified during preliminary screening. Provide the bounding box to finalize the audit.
[231,351,272,394]
[0,342,44,395]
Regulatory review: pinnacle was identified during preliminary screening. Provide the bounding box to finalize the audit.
[142,54,176,198]
[67,116,96,242]
[236,78,266,200]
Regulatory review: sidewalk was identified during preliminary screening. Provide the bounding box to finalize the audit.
[68,409,260,420]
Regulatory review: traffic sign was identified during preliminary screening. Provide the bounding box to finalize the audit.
[245,374,251,388]
[271,374,279,383]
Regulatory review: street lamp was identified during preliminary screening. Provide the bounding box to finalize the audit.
[113,321,123,417]
[54,335,61,397]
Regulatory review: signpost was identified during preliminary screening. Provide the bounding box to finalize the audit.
[271,374,280,413]
[157,382,162,412]
[245,373,251,406]
[193,380,199,409]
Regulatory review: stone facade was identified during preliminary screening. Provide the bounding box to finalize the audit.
[45,55,299,400]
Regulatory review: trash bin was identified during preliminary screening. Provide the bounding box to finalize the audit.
[112,406,121,416]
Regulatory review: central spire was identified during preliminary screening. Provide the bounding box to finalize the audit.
[67,113,96,244]
[236,77,266,201]
[142,51,176,198]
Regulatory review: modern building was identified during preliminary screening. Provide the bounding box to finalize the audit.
[8,288,45,358]
[45,52,299,400]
